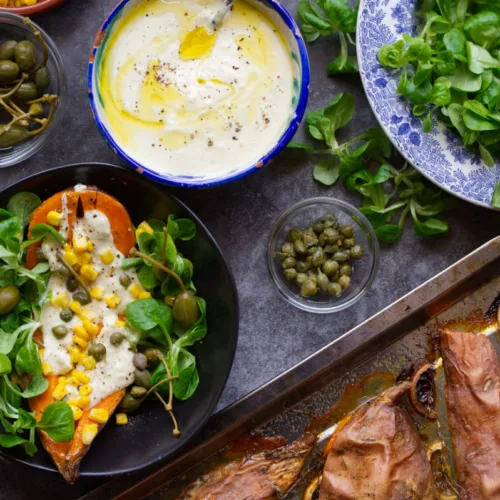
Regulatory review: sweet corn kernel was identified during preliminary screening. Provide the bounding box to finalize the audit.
[89,287,104,301]
[81,424,98,445]
[81,308,93,319]
[78,396,91,408]
[81,265,99,282]
[69,301,82,314]
[50,292,70,309]
[81,355,97,370]
[99,248,114,265]
[68,347,81,365]
[87,240,94,252]
[115,320,126,328]
[63,243,72,252]
[39,348,45,357]
[73,235,89,252]
[129,283,144,299]
[46,211,62,226]
[73,335,88,349]
[77,252,92,266]
[42,362,53,376]
[116,413,128,425]
[71,370,91,384]
[58,376,68,386]
[83,319,99,337]
[89,408,109,424]
[70,405,83,421]
[136,221,154,239]
[105,294,122,309]
[73,324,89,341]
[52,384,67,401]
[79,384,92,397]
[138,291,152,299]
[63,251,78,267]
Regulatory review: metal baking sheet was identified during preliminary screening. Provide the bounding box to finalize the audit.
[83,236,500,500]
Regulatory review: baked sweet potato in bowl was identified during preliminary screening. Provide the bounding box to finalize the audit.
[0,163,238,480]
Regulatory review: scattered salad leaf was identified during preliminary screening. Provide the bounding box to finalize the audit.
[35,401,74,443]
[6,193,41,231]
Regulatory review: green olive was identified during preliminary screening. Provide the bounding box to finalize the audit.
[173,291,200,329]
[284,268,297,281]
[296,272,307,286]
[340,225,355,237]
[144,347,162,366]
[343,238,356,248]
[340,264,352,276]
[0,41,18,61]
[110,332,124,346]
[14,41,37,72]
[339,275,351,290]
[311,248,326,268]
[286,228,302,242]
[0,124,29,148]
[35,246,47,262]
[327,282,342,297]
[350,245,364,259]
[59,307,74,323]
[0,60,20,84]
[119,273,131,287]
[29,103,44,117]
[296,259,310,273]
[73,289,91,304]
[0,285,20,315]
[317,271,329,292]
[333,251,349,263]
[323,228,340,244]
[282,256,296,269]
[323,260,339,277]
[34,66,50,91]
[66,277,78,292]
[118,392,145,413]
[134,369,151,388]
[88,343,106,361]
[302,229,318,248]
[300,279,318,297]
[15,82,38,102]
[52,325,68,339]
[130,385,148,400]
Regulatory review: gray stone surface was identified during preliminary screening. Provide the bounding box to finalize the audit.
[0,0,499,498]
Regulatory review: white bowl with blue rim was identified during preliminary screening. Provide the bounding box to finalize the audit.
[88,0,310,188]
[357,0,500,210]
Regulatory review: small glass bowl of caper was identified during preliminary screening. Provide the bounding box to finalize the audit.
[0,12,66,167]
[267,197,379,313]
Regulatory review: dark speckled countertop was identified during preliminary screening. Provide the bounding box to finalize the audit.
[1,0,499,498]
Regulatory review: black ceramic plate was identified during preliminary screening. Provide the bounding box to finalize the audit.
[0,163,239,477]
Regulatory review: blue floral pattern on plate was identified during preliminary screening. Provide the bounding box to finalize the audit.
[357,0,500,209]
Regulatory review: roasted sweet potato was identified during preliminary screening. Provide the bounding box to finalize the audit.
[319,382,438,500]
[27,186,135,484]
[441,329,500,500]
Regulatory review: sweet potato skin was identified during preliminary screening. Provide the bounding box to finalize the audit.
[441,329,500,500]
[319,383,438,500]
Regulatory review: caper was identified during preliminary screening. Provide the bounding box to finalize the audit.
[338,275,351,290]
[330,271,341,282]
[286,228,302,242]
[34,66,50,91]
[284,268,298,281]
[333,251,349,263]
[311,248,326,268]
[119,273,131,287]
[88,343,106,361]
[29,103,44,117]
[340,225,355,237]
[73,289,91,304]
[282,257,296,269]
[14,41,36,72]
[324,244,339,254]
[323,260,339,277]
[302,229,318,248]
[110,332,125,346]
[340,264,352,276]
[281,242,295,257]
[164,295,176,307]
[0,41,18,61]
[133,352,148,370]
[0,124,29,148]
[15,82,38,102]
[320,214,338,229]
[317,271,329,292]
[134,369,151,388]
[300,279,318,297]
[327,282,342,297]
[144,347,162,366]
[350,245,364,259]
[312,221,324,234]
[173,291,200,328]
[57,265,70,278]
[0,285,20,315]
[66,277,78,292]
[343,238,356,248]
[35,246,47,262]
[323,228,340,244]
[296,260,310,273]
[293,239,307,255]
[308,246,319,256]
[318,232,327,246]
[0,60,20,84]
[296,272,307,286]
[306,271,318,284]
[52,325,68,339]
[59,307,74,323]
[130,385,148,400]
[118,392,144,413]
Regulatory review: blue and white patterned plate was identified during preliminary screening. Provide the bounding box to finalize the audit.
[357,0,500,210]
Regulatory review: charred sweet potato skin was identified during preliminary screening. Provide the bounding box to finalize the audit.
[441,329,500,500]
[319,383,438,500]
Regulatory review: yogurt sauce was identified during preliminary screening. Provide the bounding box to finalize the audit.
[40,186,137,407]
[97,0,294,178]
